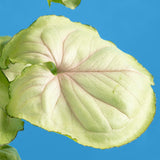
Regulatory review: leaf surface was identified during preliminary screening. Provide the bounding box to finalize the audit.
[1,15,155,148]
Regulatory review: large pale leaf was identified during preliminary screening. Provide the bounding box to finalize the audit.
[1,15,155,148]
[47,0,81,9]
[0,70,24,145]
[0,145,21,160]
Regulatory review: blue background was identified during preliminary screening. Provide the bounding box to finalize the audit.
[0,0,159,159]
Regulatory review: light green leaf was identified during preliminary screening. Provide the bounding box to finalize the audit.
[0,145,21,160]
[1,15,155,148]
[0,70,24,145]
[2,63,31,82]
[0,36,11,57]
[47,0,81,9]
[0,36,28,82]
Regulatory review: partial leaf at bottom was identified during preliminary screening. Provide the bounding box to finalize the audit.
[0,145,21,160]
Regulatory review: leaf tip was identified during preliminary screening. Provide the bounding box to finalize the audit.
[44,62,57,75]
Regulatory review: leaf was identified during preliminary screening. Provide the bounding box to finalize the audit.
[0,36,11,57]
[47,0,81,9]
[0,145,21,160]
[0,70,24,145]
[2,63,31,82]
[1,15,156,148]
[0,36,28,82]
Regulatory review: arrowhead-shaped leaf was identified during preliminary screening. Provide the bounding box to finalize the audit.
[0,145,21,160]
[47,0,81,9]
[0,16,155,148]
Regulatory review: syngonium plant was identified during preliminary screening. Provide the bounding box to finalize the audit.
[0,15,156,158]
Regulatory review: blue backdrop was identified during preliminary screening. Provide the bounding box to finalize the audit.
[0,0,159,159]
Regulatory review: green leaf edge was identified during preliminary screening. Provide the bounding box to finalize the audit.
[0,107,24,145]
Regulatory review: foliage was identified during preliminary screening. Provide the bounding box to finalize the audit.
[47,0,81,9]
[0,15,155,150]
[0,1,156,159]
